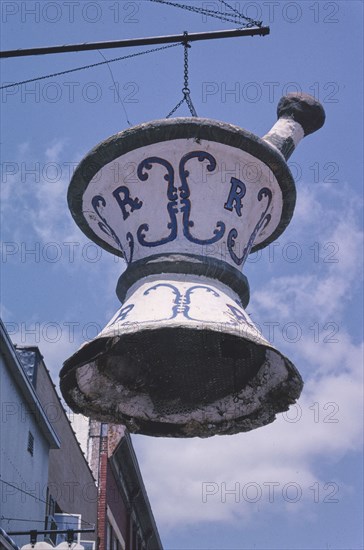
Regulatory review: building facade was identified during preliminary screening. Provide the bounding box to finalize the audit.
[15,345,98,549]
[89,423,163,550]
[0,320,60,548]
[1,320,163,549]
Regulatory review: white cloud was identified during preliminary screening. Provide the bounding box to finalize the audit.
[45,140,67,162]
[131,183,363,532]
[132,333,362,530]
[1,140,128,289]
[253,183,363,324]
[1,140,81,244]
[4,149,361,535]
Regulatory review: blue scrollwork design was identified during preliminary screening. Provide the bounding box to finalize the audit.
[225,303,252,325]
[143,283,182,320]
[143,283,220,321]
[136,157,178,247]
[179,151,226,245]
[91,195,123,252]
[182,285,220,320]
[108,304,135,327]
[258,213,272,235]
[227,187,273,266]
[126,231,134,264]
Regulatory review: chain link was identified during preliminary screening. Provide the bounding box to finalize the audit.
[185,94,198,117]
[183,32,190,91]
[166,97,186,118]
[166,33,198,118]
[220,0,262,27]
[149,0,262,27]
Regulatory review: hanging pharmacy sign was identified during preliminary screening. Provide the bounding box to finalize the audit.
[60,93,325,437]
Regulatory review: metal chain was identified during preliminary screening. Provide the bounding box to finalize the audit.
[166,33,198,118]
[183,34,198,117]
[220,0,262,27]
[183,34,190,92]
[166,97,186,118]
[185,95,198,117]
[148,0,260,26]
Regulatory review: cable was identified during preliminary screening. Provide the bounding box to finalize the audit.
[0,479,47,503]
[97,50,132,127]
[0,43,180,90]
[1,517,47,524]
[0,479,95,528]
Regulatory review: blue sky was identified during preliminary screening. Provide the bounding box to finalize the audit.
[1,1,363,549]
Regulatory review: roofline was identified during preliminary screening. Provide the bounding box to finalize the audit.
[0,319,60,449]
[14,344,97,484]
[0,529,20,550]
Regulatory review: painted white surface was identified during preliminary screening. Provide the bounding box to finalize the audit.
[82,139,283,268]
[100,274,269,346]
[70,273,295,434]
[263,117,305,149]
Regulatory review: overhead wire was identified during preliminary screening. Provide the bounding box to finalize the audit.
[97,49,132,126]
[1,516,50,524]
[0,1,265,98]
[0,478,95,528]
[0,43,180,90]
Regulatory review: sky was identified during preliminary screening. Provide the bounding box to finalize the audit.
[0,1,363,549]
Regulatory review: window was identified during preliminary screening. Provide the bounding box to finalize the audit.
[106,506,125,549]
[27,431,34,455]
[54,513,81,545]
[107,520,122,550]
[46,487,56,516]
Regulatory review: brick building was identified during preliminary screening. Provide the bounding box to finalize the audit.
[89,423,163,550]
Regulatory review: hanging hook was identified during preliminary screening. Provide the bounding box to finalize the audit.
[182,30,190,46]
[166,30,198,118]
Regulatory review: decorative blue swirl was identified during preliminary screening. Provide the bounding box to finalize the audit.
[144,283,182,319]
[136,157,178,247]
[257,213,272,235]
[179,151,226,245]
[225,303,252,325]
[227,187,273,266]
[183,285,220,320]
[143,283,221,320]
[126,231,134,264]
[108,304,135,326]
[91,195,123,252]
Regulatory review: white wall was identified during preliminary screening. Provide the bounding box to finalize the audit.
[0,352,50,548]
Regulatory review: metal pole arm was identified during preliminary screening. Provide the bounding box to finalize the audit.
[0,27,269,59]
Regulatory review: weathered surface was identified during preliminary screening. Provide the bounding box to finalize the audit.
[61,93,325,437]
[60,275,303,437]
